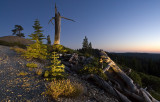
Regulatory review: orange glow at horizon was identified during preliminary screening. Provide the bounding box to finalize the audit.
[104,46,160,53]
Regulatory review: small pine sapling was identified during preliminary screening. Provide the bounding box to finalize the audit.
[45,52,65,79]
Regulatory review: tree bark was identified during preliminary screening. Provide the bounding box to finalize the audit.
[54,12,61,44]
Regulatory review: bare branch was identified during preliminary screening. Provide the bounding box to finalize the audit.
[61,16,75,22]
[48,17,55,25]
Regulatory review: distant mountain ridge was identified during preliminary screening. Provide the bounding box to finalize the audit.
[110,52,160,61]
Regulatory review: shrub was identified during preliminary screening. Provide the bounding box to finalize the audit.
[52,44,76,54]
[26,63,38,68]
[128,70,142,86]
[80,64,107,80]
[44,79,84,99]
[44,70,50,78]
[44,52,65,80]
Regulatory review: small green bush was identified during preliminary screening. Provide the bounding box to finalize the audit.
[52,44,76,54]
[26,63,38,68]
[80,64,107,80]
[128,70,142,86]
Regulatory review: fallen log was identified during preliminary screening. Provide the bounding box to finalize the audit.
[140,88,159,102]
[140,88,152,102]
[86,74,133,102]
[100,51,138,93]
[114,88,132,102]
[102,62,113,73]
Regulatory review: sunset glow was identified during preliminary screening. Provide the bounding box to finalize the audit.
[1,0,160,53]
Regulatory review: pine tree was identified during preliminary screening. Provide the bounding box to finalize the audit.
[82,36,89,50]
[45,52,65,79]
[12,25,25,37]
[47,35,51,45]
[88,42,92,49]
[22,20,47,60]
[29,19,45,42]
[23,40,48,60]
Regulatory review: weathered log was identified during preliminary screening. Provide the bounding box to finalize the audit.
[86,74,133,102]
[100,51,138,93]
[102,61,113,73]
[140,88,152,102]
[140,88,159,102]
[86,74,117,96]
[109,77,144,102]
[111,64,138,93]
[122,88,144,102]
[114,88,132,102]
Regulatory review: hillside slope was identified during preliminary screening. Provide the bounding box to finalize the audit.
[0,45,118,102]
[0,36,34,45]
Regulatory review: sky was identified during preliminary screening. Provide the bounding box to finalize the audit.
[1,0,160,53]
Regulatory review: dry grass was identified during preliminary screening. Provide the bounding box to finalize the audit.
[10,47,26,54]
[17,71,28,76]
[26,63,38,68]
[44,79,84,99]
[36,69,43,75]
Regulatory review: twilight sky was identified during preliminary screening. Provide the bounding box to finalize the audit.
[1,0,160,53]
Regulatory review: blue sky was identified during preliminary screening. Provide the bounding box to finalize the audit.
[1,0,160,53]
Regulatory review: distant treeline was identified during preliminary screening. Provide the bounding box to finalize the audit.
[108,53,160,77]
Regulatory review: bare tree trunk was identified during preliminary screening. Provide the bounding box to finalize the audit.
[54,13,61,44]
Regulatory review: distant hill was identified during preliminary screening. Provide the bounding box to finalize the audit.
[109,52,160,61]
[0,36,34,45]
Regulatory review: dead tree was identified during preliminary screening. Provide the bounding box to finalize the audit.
[49,4,75,45]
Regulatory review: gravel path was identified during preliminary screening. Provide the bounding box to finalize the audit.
[0,45,52,102]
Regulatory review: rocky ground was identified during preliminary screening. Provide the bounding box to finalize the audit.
[0,45,118,102]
